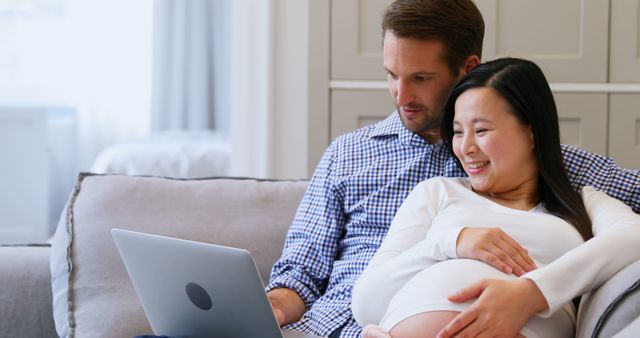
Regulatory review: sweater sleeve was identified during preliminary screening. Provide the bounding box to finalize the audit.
[422,225,465,260]
[522,186,640,317]
[351,178,447,326]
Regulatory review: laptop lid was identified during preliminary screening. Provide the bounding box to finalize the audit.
[111,229,325,338]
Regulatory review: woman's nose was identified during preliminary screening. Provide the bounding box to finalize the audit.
[460,134,477,155]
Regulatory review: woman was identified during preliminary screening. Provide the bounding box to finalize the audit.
[351,58,640,338]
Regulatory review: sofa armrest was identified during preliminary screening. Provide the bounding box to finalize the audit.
[576,259,640,338]
[612,314,640,338]
[0,245,57,338]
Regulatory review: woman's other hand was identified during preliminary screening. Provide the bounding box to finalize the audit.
[436,278,548,338]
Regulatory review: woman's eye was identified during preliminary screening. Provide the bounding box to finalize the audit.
[452,130,463,136]
[476,129,488,134]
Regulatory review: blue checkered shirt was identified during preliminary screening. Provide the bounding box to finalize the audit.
[266,112,640,338]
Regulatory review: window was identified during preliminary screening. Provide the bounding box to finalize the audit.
[0,0,68,102]
[0,0,153,167]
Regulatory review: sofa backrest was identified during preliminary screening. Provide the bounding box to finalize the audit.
[50,174,308,338]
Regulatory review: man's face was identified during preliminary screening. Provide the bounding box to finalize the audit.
[383,32,463,143]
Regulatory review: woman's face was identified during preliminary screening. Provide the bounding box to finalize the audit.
[452,87,538,198]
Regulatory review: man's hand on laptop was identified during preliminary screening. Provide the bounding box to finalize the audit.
[267,288,306,326]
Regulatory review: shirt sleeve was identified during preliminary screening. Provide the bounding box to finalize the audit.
[562,144,640,213]
[522,186,640,317]
[351,178,447,326]
[266,141,344,309]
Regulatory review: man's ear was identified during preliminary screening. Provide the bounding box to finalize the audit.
[462,55,481,74]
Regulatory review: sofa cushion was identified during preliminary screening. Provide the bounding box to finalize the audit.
[0,245,57,338]
[50,173,308,338]
[575,259,640,338]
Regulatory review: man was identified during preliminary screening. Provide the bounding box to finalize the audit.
[266,1,640,337]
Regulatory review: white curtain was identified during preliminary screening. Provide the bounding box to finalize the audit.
[228,0,276,178]
[151,0,220,131]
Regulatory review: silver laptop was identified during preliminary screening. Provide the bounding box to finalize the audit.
[111,228,326,338]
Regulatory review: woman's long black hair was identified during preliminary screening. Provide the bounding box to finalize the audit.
[441,57,593,240]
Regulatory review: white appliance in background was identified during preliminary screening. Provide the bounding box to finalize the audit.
[0,105,77,245]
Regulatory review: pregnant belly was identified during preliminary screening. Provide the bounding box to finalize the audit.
[380,259,575,338]
[380,259,515,330]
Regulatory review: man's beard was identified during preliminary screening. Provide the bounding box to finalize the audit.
[396,107,443,135]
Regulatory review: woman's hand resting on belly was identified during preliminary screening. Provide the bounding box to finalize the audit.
[436,278,549,338]
[456,227,537,276]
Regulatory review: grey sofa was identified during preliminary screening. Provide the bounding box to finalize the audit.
[0,173,639,338]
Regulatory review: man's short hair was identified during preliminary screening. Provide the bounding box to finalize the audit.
[382,0,485,76]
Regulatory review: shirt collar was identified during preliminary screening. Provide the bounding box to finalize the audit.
[370,111,404,138]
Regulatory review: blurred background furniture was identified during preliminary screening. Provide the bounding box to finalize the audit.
[0,105,76,245]
[90,131,230,179]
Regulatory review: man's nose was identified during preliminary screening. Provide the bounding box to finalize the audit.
[395,80,414,106]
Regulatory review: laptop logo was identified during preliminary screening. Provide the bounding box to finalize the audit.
[185,282,213,311]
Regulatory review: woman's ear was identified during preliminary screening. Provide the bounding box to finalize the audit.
[528,126,535,150]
